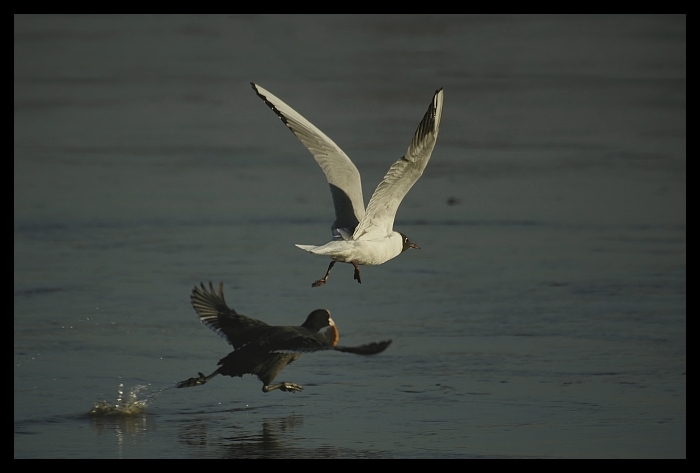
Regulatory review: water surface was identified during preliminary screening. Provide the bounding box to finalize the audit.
[14,14,685,458]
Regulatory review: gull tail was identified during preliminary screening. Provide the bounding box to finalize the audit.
[295,244,319,252]
[295,243,343,256]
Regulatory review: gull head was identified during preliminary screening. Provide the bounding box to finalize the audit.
[399,232,421,252]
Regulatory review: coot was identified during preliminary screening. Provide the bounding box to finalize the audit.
[177,282,392,393]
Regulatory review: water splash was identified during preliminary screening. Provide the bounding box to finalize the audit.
[88,383,169,417]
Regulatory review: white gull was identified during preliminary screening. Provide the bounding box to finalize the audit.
[252,83,444,287]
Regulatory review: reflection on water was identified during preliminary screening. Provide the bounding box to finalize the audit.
[89,411,156,447]
[179,415,390,459]
[179,415,303,456]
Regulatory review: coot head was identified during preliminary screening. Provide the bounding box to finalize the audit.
[301,309,334,332]
[301,309,339,346]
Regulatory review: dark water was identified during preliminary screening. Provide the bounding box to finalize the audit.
[14,15,685,458]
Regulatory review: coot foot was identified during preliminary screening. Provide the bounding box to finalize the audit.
[263,382,303,393]
[177,372,208,388]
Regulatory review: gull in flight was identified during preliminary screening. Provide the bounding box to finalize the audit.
[177,282,392,393]
[252,83,444,287]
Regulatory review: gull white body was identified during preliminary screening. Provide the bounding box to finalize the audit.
[296,232,404,266]
[252,83,444,286]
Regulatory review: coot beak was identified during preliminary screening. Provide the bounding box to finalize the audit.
[326,317,339,346]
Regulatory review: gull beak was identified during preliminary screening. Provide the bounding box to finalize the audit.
[409,242,421,249]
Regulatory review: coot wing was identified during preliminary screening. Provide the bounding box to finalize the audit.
[334,339,392,355]
[191,282,269,350]
[266,330,392,356]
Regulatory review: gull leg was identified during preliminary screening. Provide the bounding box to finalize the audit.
[351,261,362,284]
[312,261,335,287]
[263,382,303,393]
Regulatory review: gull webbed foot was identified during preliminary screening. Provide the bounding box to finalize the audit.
[311,261,335,288]
[311,277,328,288]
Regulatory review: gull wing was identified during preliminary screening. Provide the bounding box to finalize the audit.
[252,83,365,239]
[352,89,443,241]
[190,282,269,350]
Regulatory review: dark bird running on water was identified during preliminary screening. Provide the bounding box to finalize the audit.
[177,282,392,393]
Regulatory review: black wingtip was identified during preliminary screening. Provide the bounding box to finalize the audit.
[251,82,292,129]
[410,89,443,149]
[251,82,264,99]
